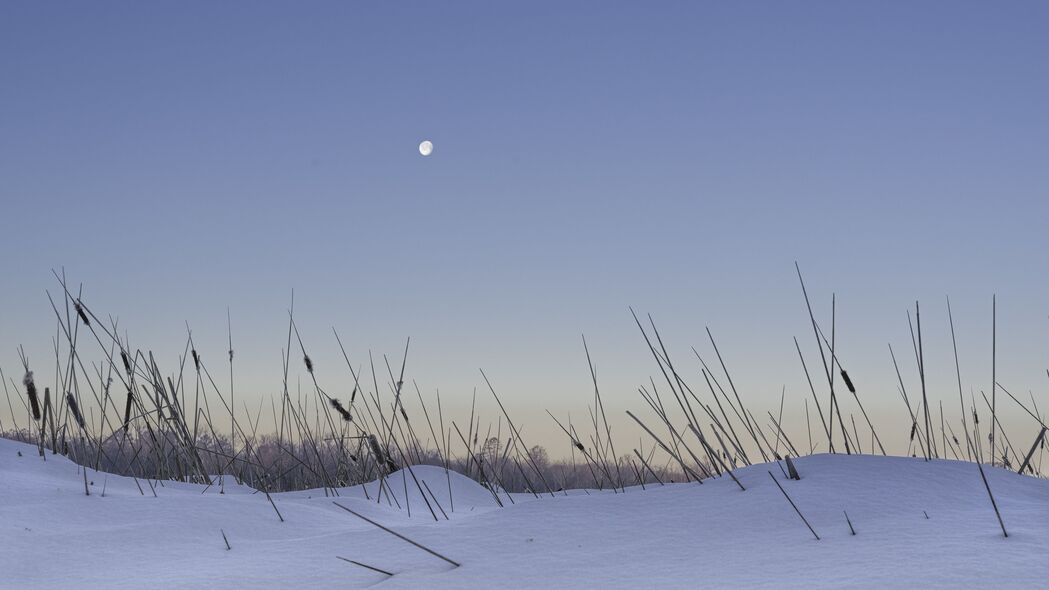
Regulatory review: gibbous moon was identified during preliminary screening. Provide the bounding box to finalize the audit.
[419,140,433,156]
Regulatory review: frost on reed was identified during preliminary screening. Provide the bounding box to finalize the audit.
[23,371,40,421]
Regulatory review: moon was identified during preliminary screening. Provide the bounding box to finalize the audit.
[418,140,433,156]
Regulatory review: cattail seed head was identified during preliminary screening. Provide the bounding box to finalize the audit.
[74,299,91,326]
[304,354,314,373]
[122,388,134,434]
[66,391,86,429]
[366,434,398,472]
[840,369,856,394]
[23,371,41,421]
[191,349,200,370]
[329,397,352,422]
[120,351,131,374]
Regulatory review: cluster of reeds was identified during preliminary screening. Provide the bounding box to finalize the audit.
[0,273,686,499]
[0,266,1044,536]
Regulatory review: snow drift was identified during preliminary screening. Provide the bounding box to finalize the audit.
[1,437,1046,588]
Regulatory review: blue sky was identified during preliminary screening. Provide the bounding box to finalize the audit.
[2,2,1048,453]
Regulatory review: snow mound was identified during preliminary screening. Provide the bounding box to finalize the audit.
[352,465,504,514]
[282,464,504,514]
[1,437,1047,588]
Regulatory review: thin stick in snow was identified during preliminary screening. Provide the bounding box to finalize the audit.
[221,529,231,550]
[844,510,855,535]
[975,460,1008,538]
[421,480,450,520]
[332,502,461,568]
[264,489,285,522]
[336,556,394,577]
[966,432,1008,537]
[768,471,819,540]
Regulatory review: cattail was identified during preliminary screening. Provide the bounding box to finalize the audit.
[191,349,200,370]
[840,369,856,394]
[973,410,979,425]
[367,434,397,472]
[329,398,352,422]
[367,434,384,462]
[304,354,314,374]
[400,406,409,422]
[23,371,41,421]
[909,422,917,441]
[120,350,131,374]
[66,391,86,429]
[74,299,91,326]
[122,388,134,434]
[350,385,357,404]
[573,441,585,452]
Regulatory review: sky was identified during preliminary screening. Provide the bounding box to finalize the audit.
[2,2,1048,457]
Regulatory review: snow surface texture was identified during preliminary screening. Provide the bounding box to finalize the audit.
[1,437,1046,588]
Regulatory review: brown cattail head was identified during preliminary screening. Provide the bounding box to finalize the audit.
[304,354,314,374]
[120,350,131,374]
[840,370,856,394]
[350,385,357,404]
[66,392,86,429]
[909,422,917,441]
[191,349,200,370]
[122,388,134,434]
[23,371,41,421]
[74,299,91,326]
[329,397,352,422]
[573,441,585,452]
[367,434,398,472]
[367,434,383,459]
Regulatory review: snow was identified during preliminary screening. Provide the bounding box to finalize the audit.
[1,437,1046,588]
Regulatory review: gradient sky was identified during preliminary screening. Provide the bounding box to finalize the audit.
[2,2,1048,456]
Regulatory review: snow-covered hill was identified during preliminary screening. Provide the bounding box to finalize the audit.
[1,437,1046,588]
